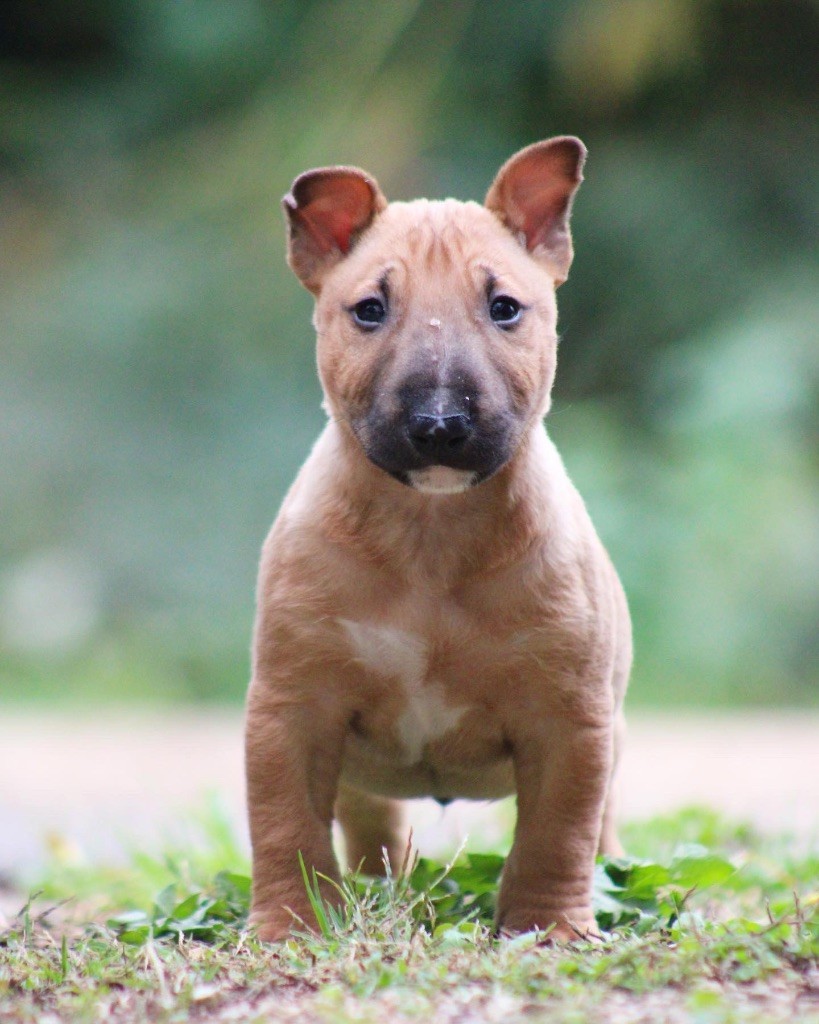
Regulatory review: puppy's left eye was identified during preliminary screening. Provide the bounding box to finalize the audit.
[489,296,522,327]
[352,297,386,329]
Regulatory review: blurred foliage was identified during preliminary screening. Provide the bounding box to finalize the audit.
[0,0,817,706]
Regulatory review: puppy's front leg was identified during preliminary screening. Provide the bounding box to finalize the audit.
[245,678,348,941]
[497,715,613,941]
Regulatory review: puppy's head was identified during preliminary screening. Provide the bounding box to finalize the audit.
[283,138,585,494]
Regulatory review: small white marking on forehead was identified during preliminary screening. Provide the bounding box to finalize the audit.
[339,620,427,681]
[408,467,477,495]
[429,318,441,328]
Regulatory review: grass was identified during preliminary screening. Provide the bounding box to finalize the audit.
[1,807,817,1023]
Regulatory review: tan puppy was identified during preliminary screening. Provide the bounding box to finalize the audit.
[245,137,631,943]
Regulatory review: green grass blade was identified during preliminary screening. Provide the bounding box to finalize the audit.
[297,851,331,938]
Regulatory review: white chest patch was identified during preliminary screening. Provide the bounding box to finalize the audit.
[339,620,427,680]
[339,619,468,762]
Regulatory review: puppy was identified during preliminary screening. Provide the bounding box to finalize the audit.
[245,137,631,943]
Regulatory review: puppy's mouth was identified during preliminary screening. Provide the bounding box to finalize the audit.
[405,466,478,495]
[352,402,515,493]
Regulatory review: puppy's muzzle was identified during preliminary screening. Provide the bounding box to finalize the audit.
[406,411,472,460]
[359,380,513,490]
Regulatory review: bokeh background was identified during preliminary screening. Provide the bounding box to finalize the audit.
[1,0,817,711]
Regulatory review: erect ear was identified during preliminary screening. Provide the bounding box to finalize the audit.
[484,137,586,286]
[282,166,387,293]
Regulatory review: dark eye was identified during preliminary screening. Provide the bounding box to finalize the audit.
[352,297,386,328]
[489,296,522,327]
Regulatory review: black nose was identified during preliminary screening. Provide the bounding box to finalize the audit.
[407,412,471,457]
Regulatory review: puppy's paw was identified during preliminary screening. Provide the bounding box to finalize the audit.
[249,905,314,943]
[253,921,291,943]
[541,917,601,944]
[497,909,600,944]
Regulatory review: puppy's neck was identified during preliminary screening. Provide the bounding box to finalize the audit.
[317,419,568,584]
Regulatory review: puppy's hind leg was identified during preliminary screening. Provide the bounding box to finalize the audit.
[335,784,406,876]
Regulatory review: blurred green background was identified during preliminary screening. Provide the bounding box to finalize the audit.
[1,0,817,709]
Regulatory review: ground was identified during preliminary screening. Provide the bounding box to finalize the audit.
[0,709,817,1023]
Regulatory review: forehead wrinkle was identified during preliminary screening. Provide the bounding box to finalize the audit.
[417,217,480,307]
[353,202,502,314]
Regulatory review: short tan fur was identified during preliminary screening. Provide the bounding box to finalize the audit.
[246,137,631,942]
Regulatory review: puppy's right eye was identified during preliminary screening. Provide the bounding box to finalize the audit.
[489,295,522,327]
[351,297,386,329]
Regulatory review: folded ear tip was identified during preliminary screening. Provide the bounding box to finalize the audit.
[287,167,330,208]
[554,134,587,153]
[284,166,382,211]
[567,136,587,165]
[542,136,587,179]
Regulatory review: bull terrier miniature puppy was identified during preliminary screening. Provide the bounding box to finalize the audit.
[245,137,631,943]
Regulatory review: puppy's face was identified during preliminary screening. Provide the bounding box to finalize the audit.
[283,139,585,494]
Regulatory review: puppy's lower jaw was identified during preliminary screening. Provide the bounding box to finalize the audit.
[407,466,477,495]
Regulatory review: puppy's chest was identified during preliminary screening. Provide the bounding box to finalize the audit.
[338,616,512,766]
